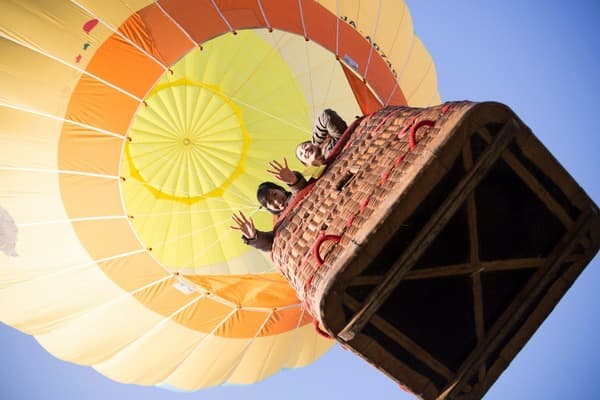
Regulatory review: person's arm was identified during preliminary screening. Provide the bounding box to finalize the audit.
[230,211,274,252]
[267,159,307,193]
[312,109,348,143]
[287,171,307,194]
[242,229,274,252]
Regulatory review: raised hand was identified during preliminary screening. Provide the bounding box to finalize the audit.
[230,211,257,240]
[267,158,298,185]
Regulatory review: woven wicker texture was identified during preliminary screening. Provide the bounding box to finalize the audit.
[272,101,600,399]
[272,101,475,317]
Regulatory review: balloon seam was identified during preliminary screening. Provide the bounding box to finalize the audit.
[154,1,202,48]
[0,32,143,103]
[69,0,169,71]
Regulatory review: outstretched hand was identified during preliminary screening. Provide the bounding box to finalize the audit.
[230,211,257,240]
[267,158,298,185]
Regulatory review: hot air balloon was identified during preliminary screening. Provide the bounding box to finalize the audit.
[0,0,439,390]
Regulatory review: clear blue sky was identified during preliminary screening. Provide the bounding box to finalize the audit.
[2,1,599,399]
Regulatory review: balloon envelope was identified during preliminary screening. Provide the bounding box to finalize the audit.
[0,0,439,390]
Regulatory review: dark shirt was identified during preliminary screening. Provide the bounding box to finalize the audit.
[242,171,307,252]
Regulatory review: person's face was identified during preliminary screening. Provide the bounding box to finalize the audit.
[296,142,323,166]
[265,188,288,213]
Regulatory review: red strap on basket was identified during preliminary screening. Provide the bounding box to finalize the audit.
[312,318,332,339]
[398,115,417,136]
[274,110,399,236]
[312,232,342,266]
[324,115,367,165]
[402,119,435,150]
[272,181,316,234]
[272,116,368,236]
[365,108,404,138]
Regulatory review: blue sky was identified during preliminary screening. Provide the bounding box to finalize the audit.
[2,1,599,399]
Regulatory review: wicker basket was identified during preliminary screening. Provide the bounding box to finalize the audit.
[271,102,599,399]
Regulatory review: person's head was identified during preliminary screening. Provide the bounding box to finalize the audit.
[296,141,326,166]
[257,182,291,215]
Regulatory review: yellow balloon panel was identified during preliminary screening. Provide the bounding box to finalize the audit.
[0,265,125,335]
[338,0,379,38]
[35,289,167,364]
[225,326,308,384]
[94,317,208,385]
[315,0,440,107]
[372,1,414,83]
[368,0,411,54]
[162,326,332,389]
[281,322,332,368]
[0,107,63,171]
[0,37,80,116]
[0,168,104,286]
[0,0,113,70]
[253,29,362,122]
[0,215,98,288]
[121,31,321,272]
[400,37,442,106]
[168,324,268,389]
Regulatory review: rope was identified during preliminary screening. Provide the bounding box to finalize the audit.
[298,0,308,40]
[256,0,272,31]
[209,0,236,34]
